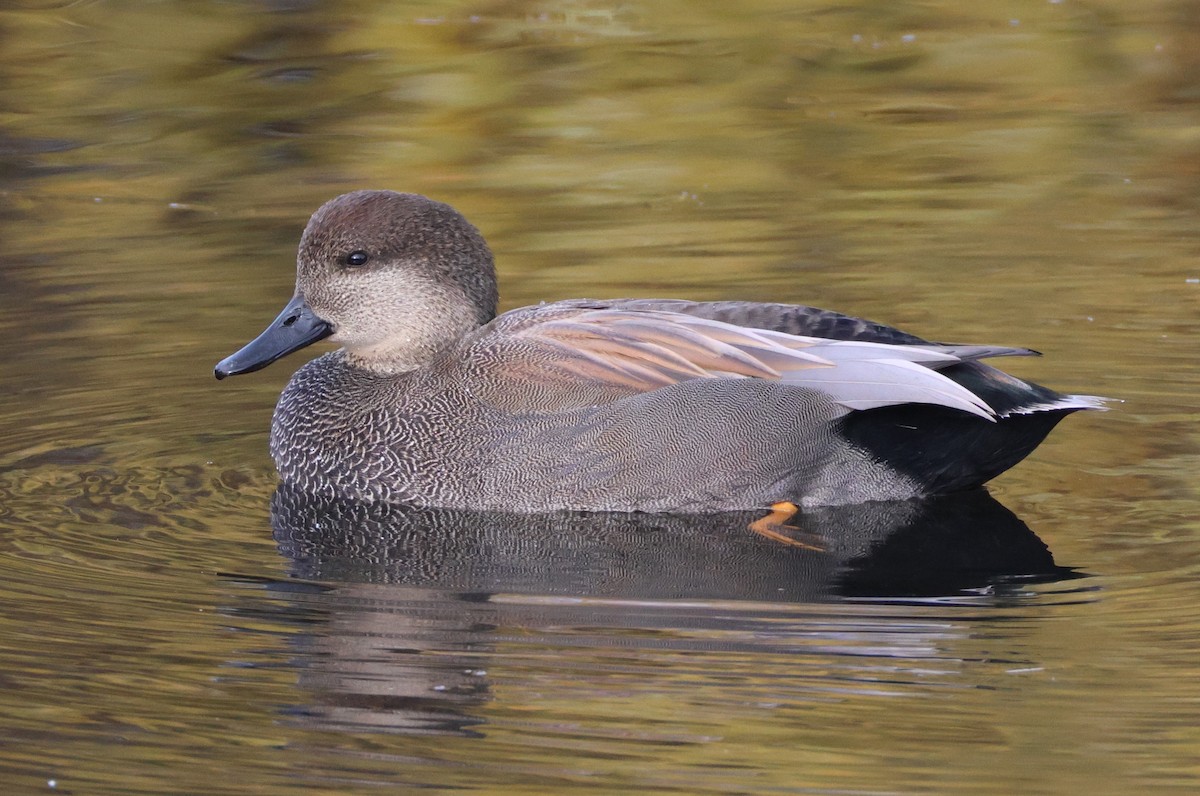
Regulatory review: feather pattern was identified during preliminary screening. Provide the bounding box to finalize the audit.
[496,307,1015,420]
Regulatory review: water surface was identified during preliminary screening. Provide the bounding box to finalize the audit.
[1,1,1198,793]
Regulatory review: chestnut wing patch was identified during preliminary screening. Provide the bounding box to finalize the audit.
[480,307,1036,418]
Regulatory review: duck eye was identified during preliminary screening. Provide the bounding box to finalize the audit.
[344,250,370,268]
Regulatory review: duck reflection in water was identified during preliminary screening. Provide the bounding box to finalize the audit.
[257,485,1076,737]
[271,485,1069,598]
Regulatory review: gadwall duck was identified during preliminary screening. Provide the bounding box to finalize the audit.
[216,190,1106,512]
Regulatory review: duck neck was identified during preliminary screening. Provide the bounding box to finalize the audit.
[340,317,479,376]
[342,341,451,375]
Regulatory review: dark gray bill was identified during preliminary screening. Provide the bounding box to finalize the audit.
[214,294,332,379]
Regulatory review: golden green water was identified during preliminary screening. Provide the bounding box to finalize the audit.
[1,1,1198,793]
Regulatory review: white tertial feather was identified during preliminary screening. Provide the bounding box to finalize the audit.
[779,356,997,420]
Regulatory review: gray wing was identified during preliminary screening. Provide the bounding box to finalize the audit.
[469,305,1037,419]
[562,298,933,345]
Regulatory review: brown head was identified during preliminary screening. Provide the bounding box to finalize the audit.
[215,191,498,378]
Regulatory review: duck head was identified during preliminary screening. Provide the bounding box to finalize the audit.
[215,190,498,379]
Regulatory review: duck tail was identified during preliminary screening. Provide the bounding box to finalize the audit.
[999,393,1114,418]
[838,362,1111,495]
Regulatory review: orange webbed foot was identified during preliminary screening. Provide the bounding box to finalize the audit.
[748,501,826,551]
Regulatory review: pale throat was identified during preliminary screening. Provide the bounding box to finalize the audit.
[339,317,475,375]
